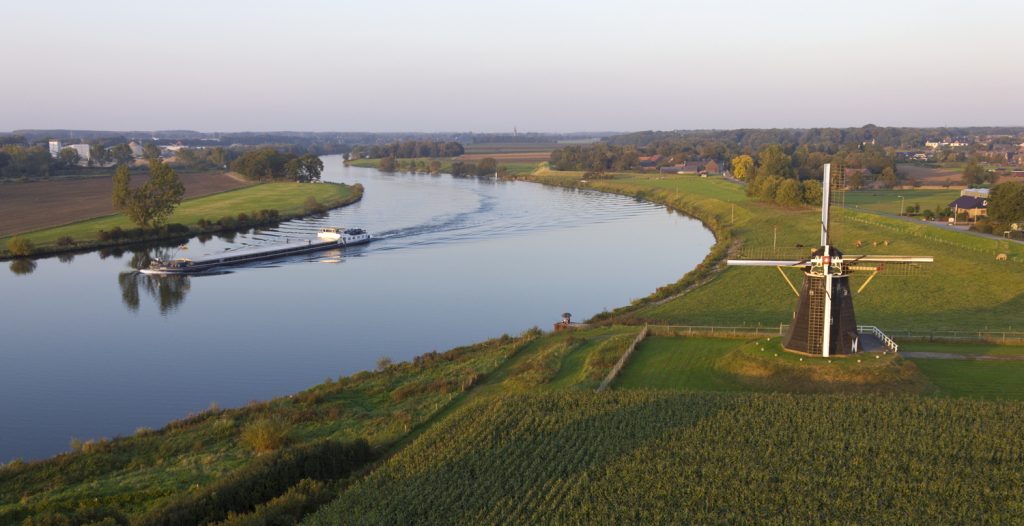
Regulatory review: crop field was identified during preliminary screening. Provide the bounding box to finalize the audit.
[305,391,1024,525]
[0,182,357,250]
[458,152,552,162]
[0,171,249,237]
[896,163,962,186]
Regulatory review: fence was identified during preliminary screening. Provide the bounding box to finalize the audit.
[882,329,1024,345]
[646,324,787,339]
[596,325,649,392]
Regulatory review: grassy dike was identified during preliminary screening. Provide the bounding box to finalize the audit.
[0,182,363,260]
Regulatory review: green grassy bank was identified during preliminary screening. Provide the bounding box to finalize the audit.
[1,182,363,260]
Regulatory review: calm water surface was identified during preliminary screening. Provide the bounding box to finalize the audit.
[0,156,713,461]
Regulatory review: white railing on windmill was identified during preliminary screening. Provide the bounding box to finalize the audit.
[726,163,933,358]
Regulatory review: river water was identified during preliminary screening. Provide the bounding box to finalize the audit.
[0,156,713,461]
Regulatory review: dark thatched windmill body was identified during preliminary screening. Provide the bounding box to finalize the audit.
[727,164,933,357]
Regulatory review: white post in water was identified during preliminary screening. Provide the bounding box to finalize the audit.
[820,163,831,246]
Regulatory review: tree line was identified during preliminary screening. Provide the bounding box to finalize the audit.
[229,147,324,182]
[350,141,465,160]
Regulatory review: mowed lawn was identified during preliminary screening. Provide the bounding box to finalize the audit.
[614,337,753,391]
[909,359,1024,399]
[2,182,358,248]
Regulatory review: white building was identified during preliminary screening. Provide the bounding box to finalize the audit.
[48,140,63,158]
[128,141,144,158]
[62,144,92,162]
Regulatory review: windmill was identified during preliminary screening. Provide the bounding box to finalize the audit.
[727,164,933,357]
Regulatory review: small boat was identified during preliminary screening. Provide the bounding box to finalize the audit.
[140,227,372,275]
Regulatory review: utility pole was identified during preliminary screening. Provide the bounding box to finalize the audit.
[898,195,905,216]
[773,224,778,251]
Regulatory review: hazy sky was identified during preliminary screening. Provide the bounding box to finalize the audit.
[3,0,1022,132]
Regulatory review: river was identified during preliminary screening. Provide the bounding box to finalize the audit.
[0,156,714,461]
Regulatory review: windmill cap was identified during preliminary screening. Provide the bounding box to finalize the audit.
[811,246,844,258]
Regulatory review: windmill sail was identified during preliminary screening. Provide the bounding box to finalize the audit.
[725,163,933,357]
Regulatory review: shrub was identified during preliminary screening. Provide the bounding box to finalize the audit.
[165,223,189,235]
[134,439,373,526]
[96,230,111,241]
[55,235,75,247]
[123,228,146,240]
[6,236,34,256]
[197,218,212,229]
[109,226,124,240]
[218,216,237,228]
[303,196,324,214]
[236,213,250,224]
[240,417,290,454]
[212,479,334,526]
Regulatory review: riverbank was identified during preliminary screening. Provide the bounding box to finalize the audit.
[0,182,363,260]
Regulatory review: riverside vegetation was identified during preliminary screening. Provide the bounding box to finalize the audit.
[0,182,363,260]
[4,159,1024,524]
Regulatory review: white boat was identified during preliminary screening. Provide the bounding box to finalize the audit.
[140,227,372,275]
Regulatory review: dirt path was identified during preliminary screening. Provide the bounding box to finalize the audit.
[0,172,250,236]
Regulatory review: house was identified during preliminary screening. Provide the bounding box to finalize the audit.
[48,140,62,158]
[949,195,988,220]
[961,188,990,199]
[638,155,664,170]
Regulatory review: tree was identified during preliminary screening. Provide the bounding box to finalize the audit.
[112,160,185,228]
[988,182,1024,224]
[755,145,793,179]
[775,179,804,207]
[89,143,109,167]
[285,154,323,182]
[112,164,131,208]
[142,142,161,160]
[802,179,823,205]
[730,155,754,180]
[57,148,81,168]
[476,157,497,176]
[379,156,397,172]
[847,170,864,190]
[110,143,133,165]
[961,159,994,185]
[879,166,897,189]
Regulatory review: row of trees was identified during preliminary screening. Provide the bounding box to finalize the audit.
[229,148,324,182]
[351,141,464,159]
[378,157,499,177]
[549,144,641,172]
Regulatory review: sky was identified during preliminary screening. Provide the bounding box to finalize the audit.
[2,0,1022,133]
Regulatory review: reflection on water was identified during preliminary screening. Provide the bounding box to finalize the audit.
[118,272,191,314]
[118,248,192,313]
[9,259,36,275]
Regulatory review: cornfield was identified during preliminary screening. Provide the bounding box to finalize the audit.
[306,391,1024,525]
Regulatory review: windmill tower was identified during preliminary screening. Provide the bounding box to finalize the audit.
[727,164,933,357]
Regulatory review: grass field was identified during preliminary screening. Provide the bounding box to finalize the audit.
[843,188,960,215]
[909,359,1024,399]
[534,172,1024,331]
[0,182,360,251]
[0,171,249,237]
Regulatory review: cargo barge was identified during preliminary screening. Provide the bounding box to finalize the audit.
[140,227,371,275]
